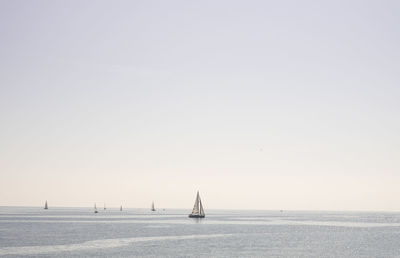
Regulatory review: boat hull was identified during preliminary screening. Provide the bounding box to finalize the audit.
[188,214,205,218]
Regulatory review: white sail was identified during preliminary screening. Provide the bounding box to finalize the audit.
[191,192,200,215]
[199,198,205,216]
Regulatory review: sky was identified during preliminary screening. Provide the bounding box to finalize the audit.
[0,0,399,211]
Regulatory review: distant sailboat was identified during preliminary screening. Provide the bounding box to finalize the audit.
[94,203,98,213]
[151,202,156,211]
[104,203,106,210]
[120,205,122,211]
[188,191,205,218]
[44,201,48,210]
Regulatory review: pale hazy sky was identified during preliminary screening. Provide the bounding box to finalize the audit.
[0,0,399,211]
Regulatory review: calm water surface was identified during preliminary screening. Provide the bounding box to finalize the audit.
[0,207,399,257]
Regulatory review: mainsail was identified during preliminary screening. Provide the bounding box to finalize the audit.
[189,191,205,217]
[192,193,199,214]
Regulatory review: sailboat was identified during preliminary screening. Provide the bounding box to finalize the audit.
[151,202,156,211]
[188,191,205,218]
[120,205,122,211]
[103,203,106,210]
[94,203,98,213]
[44,201,48,210]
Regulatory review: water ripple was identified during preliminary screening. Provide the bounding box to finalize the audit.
[0,234,232,256]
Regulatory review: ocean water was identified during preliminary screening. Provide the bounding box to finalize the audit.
[0,207,400,257]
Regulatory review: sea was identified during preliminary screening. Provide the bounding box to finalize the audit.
[0,207,399,257]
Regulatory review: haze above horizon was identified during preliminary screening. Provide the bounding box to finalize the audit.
[0,0,399,211]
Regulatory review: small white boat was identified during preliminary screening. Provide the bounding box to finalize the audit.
[188,191,205,218]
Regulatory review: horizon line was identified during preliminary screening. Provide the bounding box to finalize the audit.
[0,205,399,213]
